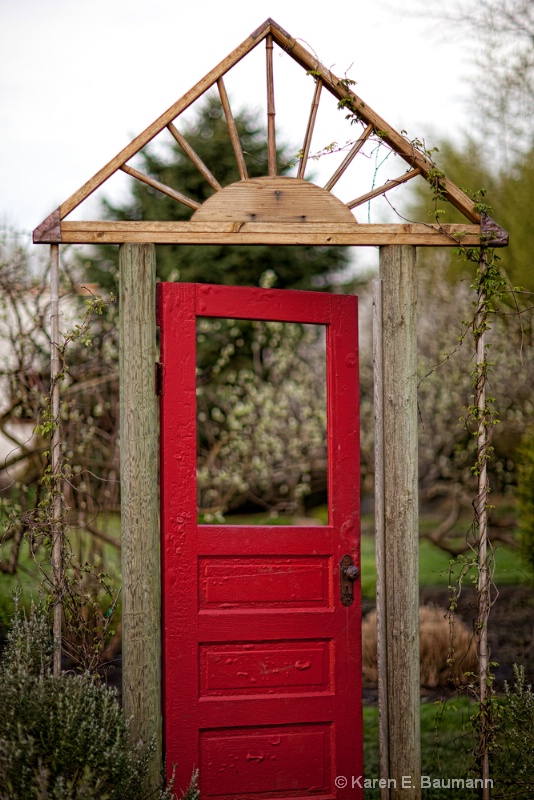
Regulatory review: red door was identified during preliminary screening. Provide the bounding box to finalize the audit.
[158,283,362,800]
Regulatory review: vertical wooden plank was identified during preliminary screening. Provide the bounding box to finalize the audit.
[327,293,363,798]
[372,278,390,800]
[50,243,63,677]
[379,246,420,799]
[119,243,161,791]
[159,283,199,796]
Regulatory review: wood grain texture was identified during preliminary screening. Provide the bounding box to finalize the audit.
[33,208,61,243]
[379,246,421,799]
[372,278,390,800]
[119,244,161,792]
[59,219,488,246]
[50,244,63,678]
[191,176,356,223]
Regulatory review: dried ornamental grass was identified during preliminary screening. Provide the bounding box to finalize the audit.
[362,604,477,688]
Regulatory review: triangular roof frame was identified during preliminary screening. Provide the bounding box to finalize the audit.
[33,18,508,248]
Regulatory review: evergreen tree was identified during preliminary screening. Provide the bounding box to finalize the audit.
[87,94,349,291]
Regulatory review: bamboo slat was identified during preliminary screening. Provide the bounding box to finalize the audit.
[34,17,509,237]
[218,77,248,180]
[120,164,201,210]
[347,168,421,210]
[167,123,222,191]
[55,25,269,220]
[297,80,323,180]
[324,123,373,192]
[266,34,277,177]
[58,220,488,246]
[268,22,481,223]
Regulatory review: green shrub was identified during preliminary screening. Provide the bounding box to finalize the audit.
[0,602,173,800]
[491,664,534,798]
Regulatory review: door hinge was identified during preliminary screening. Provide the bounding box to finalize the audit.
[155,362,163,396]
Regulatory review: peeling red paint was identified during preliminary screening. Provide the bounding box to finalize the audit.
[159,283,362,798]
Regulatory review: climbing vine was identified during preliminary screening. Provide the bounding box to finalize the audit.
[0,265,121,677]
[301,96,525,790]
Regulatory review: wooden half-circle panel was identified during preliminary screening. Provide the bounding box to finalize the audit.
[191,176,357,223]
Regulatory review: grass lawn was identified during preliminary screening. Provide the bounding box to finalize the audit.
[359,515,527,600]
[0,513,121,627]
[1,507,527,617]
[0,541,44,626]
[364,698,479,799]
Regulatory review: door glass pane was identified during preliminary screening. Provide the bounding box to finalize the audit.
[196,318,328,525]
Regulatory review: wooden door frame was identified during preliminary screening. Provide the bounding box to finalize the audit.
[115,242,421,798]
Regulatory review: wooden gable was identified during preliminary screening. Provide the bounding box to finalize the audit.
[33,18,507,248]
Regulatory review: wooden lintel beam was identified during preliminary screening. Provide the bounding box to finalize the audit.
[55,220,497,247]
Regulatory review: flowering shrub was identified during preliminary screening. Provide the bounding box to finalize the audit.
[197,317,327,519]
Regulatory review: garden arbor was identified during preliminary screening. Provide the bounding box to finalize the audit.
[34,18,508,800]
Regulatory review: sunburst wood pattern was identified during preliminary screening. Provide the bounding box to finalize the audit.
[33,18,508,247]
[191,177,357,224]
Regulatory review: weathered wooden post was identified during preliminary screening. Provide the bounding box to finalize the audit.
[119,243,161,789]
[374,245,420,799]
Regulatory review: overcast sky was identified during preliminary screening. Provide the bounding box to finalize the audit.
[1,0,474,242]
